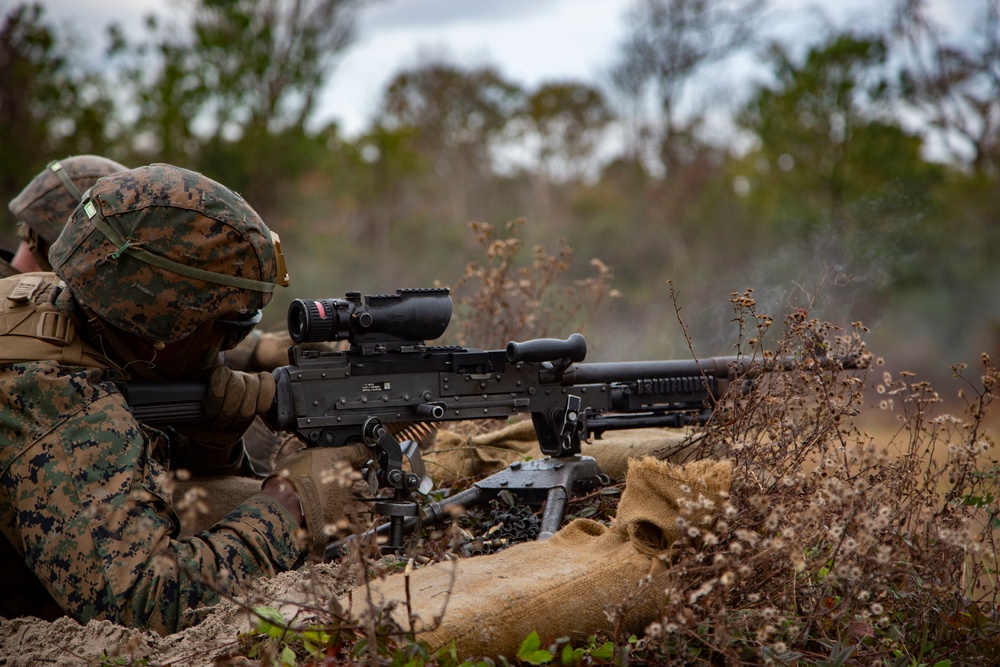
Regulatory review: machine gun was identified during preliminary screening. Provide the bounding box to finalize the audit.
[122,288,866,554]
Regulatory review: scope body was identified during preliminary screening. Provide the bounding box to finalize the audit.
[288,288,452,348]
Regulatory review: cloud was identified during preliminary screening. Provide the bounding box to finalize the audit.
[360,0,551,31]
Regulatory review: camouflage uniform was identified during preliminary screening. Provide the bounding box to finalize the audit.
[5,157,288,476]
[0,165,302,634]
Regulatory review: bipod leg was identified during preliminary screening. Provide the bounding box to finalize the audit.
[473,456,609,540]
[326,485,485,560]
[538,485,569,540]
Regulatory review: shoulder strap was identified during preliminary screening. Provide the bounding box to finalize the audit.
[0,273,109,368]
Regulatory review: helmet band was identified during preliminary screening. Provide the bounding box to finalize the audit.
[48,160,85,201]
[82,197,279,294]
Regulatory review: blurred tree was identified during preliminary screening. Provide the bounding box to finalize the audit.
[597,0,768,301]
[737,34,943,287]
[522,81,613,184]
[109,0,365,217]
[377,59,525,221]
[0,3,118,231]
[350,121,425,248]
[517,81,613,231]
[893,0,1000,175]
[381,60,523,156]
[109,15,203,166]
[610,0,767,178]
[891,0,1000,360]
[890,0,1000,306]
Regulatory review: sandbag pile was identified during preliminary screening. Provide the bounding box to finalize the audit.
[344,456,732,659]
[424,419,709,483]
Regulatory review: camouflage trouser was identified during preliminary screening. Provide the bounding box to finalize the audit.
[0,360,303,634]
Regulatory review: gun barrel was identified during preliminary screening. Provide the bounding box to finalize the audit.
[562,357,741,385]
[562,353,866,385]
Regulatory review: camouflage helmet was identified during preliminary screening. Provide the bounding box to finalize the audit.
[9,155,128,245]
[49,163,290,343]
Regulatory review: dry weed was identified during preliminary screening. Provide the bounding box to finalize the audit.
[445,217,619,349]
[643,289,1000,665]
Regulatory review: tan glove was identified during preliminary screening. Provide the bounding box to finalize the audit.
[268,444,372,557]
[171,366,277,475]
[240,330,343,372]
[203,365,276,434]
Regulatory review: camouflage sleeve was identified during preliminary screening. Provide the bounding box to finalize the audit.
[167,426,258,478]
[0,362,303,634]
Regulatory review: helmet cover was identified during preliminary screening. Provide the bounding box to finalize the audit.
[9,155,128,245]
[49,163,284,343]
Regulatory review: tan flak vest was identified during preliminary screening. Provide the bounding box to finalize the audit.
[0,272,108,368]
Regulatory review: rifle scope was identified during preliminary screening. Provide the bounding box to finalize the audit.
[288,288,453,344]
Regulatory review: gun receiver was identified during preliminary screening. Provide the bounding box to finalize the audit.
[271,336,728,459]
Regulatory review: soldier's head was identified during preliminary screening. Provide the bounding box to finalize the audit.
[8,155,128,272]
[49,163,289,380]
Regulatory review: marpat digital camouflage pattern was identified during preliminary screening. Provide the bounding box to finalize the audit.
[1,164,299,633]
[0,359,301,632]
[49,163,282,343]
[9,155,128,248]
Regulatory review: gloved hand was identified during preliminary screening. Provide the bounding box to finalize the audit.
[252,331,343,371]
[267,444,371,557]
[225,328,344,372]
[203,365,276,435]
[171,366,277,475]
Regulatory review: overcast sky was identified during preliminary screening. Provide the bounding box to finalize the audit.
[28,0,979,138]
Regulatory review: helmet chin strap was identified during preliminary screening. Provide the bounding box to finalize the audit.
[79,305,219,382]
[15,223,51,272]
[80,304,163,381]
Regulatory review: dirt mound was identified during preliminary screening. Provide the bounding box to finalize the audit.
[0,563,354,667]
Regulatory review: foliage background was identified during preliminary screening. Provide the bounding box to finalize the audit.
[1,0,998,389]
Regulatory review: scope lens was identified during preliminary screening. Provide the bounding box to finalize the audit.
[288,302,307,342]
[288,298,340,343]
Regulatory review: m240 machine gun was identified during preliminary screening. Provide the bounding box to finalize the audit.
[122,288,866,555]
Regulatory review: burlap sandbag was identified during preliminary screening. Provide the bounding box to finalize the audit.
[425,419,710,484]
[344,456,732,659]
[582,428,716,479]
[424,420,540,483]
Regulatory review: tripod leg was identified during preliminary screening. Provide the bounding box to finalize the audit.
[538,486,569,540]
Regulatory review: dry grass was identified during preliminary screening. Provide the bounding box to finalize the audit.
[443,217,619,350]
[229,231,999,665]
[635,290,1000,665]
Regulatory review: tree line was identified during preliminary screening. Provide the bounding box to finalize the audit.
[1,0,997,383]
